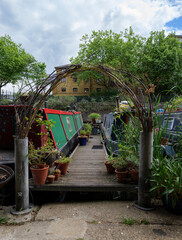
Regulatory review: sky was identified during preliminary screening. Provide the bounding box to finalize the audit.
[0,0,182,92]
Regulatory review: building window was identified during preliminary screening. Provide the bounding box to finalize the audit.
[96,88,101,92]
[73,77,77,82]
[61,87,66,92]
[73,88,78,92]
[61,77,66,82]
[84,88,89,93]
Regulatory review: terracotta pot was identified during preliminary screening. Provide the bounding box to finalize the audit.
[37,163,46,169]
[54,173,61,180]
[115,169,128,183]
[54,160,61,168]
[104,161,115,174]
[30,165,49,185]
[47,175,55,183]
[129,169,139,184]
[86,133,90,141]
[58,162,69,175]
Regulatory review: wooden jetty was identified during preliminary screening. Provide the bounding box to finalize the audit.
[29,135,137,192]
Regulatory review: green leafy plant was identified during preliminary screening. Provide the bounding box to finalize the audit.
[107,154,116,165]
[55,155,72,164]
[140,219,149,225]
[0,216,9,224]
[84,123,92,134]
[150,157,182,207]
[80,129,86,136]
[28,138,57,167]
[88,113,101,121]
[122,217,136,225]
[112,156,128,171]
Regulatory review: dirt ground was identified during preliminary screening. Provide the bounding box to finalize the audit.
[0,197,182,240]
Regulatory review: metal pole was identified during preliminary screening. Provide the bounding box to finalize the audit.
[137,131,154,210]
[12,137,31,214]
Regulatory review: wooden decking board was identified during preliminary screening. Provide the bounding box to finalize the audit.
[29,135,137,192]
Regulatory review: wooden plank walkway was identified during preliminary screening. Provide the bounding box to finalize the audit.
[29,135,137,192]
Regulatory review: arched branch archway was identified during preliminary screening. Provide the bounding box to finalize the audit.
[14,64,154,138]
[13,63,154,211]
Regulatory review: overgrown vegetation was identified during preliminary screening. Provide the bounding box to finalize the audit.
[0,216,9,224]
[121,217,149,225]
[47,95,116,114]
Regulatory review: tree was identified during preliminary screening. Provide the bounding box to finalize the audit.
[70,28,182,94]
[20,61,47,92]
[0,35,47,97]
[140,31,182,93]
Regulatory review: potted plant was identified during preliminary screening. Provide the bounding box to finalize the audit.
[88,113,101,124]
[126,154,139,184]
[54,169,61,180]
[150,157,182,214]
[28,139,56,185]
[113,156,129,183]
[104,154,115,174]
[55,155,72,175]
[78,130,87,146]
[84,123,92,140]
[112,144,135,183]
[47,174,55,183]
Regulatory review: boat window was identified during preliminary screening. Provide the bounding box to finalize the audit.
[162,117,174,130]
[66,117,72,132]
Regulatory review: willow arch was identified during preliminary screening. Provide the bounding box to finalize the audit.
[14,64,154,213]
[15,64,153,138]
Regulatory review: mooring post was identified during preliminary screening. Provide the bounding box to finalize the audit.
[12,137,31,214]
[137,131,153,209]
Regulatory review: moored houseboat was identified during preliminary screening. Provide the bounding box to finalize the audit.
[0,105,84,165]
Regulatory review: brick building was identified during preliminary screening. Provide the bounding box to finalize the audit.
[52,66,107,97]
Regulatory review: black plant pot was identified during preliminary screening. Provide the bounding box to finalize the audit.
[162,195,182,214]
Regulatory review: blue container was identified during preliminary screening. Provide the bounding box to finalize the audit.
[78,137,87,146]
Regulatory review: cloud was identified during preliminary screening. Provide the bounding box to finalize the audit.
[0,0,182,77]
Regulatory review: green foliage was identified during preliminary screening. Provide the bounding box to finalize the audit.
[56,156,72,163]
[122,217,136,225]
[88,113,101,120]
[70,28,182,94]
[0,216,9,224]
[0,98,12,105]
[150,157,182,207]
[122,217,149,225]
[84,123,92,133]
[0,35,46,91]
[34,115,55,131]
[47,96,77,110]
[23,61,47,90]
[28,116,56,166]
[107,154,115,165]
[28,138,56,166]
[112,156,128,171]
[80,130,86,136]
[90,88,120,99]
